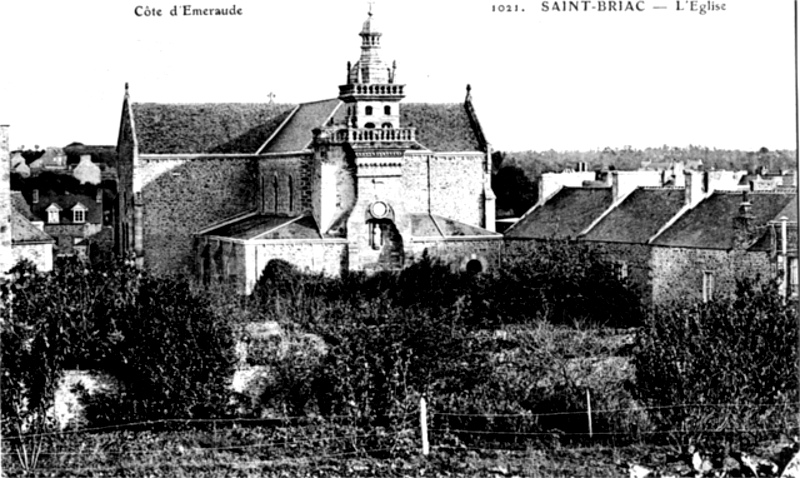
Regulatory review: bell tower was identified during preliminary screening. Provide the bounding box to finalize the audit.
[339,5,405,130]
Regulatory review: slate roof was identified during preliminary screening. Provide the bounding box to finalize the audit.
[201,214,321,240]
[505,188,615,240]
[409,213,500,238]
[260,99,342,153]
[12,212,54,244]
[651,191,797,250]
[401,103,483,152]
[31,193,103,225]
[130,100,485,154]
[131,103,296,154]
[583,188,687,244]
[11,192,37,221]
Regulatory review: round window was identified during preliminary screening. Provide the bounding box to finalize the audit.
[370,201,388,218]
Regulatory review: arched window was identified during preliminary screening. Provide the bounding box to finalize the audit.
[384,105,391,115]
[381,123,393,129]
[287,175,294,213]
[364,122,375,129]
[365,105,373,116]
[272,175,279,213]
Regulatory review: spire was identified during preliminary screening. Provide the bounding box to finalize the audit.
[348,4,387,84]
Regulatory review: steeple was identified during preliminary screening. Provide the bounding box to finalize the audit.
[339,4,406,130]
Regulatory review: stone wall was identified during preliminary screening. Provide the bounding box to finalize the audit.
[258,154,312,216]
[138,156,258,275]
[650,246,774,305]
[12,243,53,271]
[408,238,503,272]
[403,152,486,227]
[250,240,348,292]
[584,241,654,304]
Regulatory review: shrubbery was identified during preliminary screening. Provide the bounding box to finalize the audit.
[1,257,236,436]
[633,280,798,446]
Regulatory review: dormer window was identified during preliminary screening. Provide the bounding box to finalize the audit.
[72,203,88,224]
[365,106,373,116]
[46,204,61,224]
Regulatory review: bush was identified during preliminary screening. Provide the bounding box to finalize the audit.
[1,257,237,433]
[83,273,237,424]
[494,240,644,327]
[633,280,798,446]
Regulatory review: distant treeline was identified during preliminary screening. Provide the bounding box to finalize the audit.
[492,146,798,217]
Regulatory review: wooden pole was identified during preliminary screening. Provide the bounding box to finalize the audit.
[420,396,430,456]
[586,389,593,439]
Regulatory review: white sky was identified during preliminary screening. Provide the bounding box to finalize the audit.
[0,0,796,153]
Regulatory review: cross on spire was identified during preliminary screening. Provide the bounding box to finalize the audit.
[267,92,276,104]
[368,0,375,14]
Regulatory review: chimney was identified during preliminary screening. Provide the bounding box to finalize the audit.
[684,171,704,207]
[611,171,620,201]
[733,191,755,248]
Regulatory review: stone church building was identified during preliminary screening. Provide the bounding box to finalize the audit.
[116,10,501,292]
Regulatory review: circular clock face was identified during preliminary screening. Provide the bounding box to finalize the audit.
[371,201,388,218]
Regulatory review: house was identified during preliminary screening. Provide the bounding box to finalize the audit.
[0,126,55,273]
[505,168,797,305]
[116,8,501,292]
[649,190,797,304]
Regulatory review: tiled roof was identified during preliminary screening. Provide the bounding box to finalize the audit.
[652,191,797,249]
[12,212,54,244]
[505,188,615,239]
[401,103,483,152]
[131,103,296,154]
[583,188,687,244]
[261,99,342,153]
[201,214,321,240]
[409,213,499,238]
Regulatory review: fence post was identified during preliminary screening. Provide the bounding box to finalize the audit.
[586,389,593,439]
[420,396,430,456]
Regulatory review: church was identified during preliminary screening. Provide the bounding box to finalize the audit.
[115,8,501,293]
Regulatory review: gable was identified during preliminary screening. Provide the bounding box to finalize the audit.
[260,99,342,153]
[583,188,687,244]
[506,188,615,239]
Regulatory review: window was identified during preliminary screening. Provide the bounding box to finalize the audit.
[287,176,294,213]
[384,105,391,115]
[381,122,393,129]
[364,122,375,129]
[272,175,279,213]
[612,261,628,281]
[73,209,85,223]
[47,207,60,224]
[702,271,715,303]
[365,105,373,116]
[790,257,798,297]
[32,189,39,204]
[96,190,103,203]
